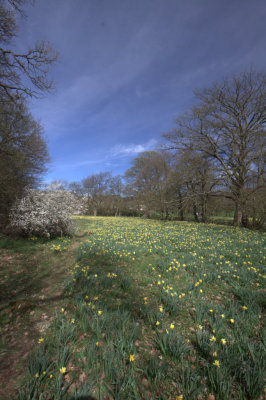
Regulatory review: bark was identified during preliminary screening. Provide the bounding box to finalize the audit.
[193,203,199,222]
[178,190,184,221]
[200,194,207,223]
[233,201,248,227]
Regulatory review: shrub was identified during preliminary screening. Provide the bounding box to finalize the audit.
[8,189,86,238]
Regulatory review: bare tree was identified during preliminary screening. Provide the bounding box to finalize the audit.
[164,71,265,227]
[0,0,58,99]
[125,151,172,219]
[83,172,112,216]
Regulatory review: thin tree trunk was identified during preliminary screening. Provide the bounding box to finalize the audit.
[201,194,207,223]
[178,190,184,221]
[193,203,199,222]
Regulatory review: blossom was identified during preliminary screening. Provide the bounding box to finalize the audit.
[213,360,220,367]
[221,314,225,318]
[210,336,216,342]
[71,318,75,324]
[242,306,248,310]
[229,319,234,324]
[156,321,160,326]
[8,188,86,238]
[98,310,103,315]
[170,323,175,329]
[129,354,135,362]
[38,337,44,344]
[60,367,66,374]
[221,338,226,345]
[198,325,203,330]
[61,308,65,312]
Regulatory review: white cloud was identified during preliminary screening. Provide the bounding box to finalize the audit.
[110,139,157,157]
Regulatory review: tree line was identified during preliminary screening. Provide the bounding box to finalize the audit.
[56,71,265,228]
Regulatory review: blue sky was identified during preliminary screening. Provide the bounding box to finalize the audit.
[18,0,266,183]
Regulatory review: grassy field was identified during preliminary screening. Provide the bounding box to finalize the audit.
[1,217,265,399]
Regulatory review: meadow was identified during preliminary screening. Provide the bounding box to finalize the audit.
[1,217,265,399]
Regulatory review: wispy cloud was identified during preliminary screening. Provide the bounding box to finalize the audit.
[110,139,157,157]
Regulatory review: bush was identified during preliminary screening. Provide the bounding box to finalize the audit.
[8,189,86,238]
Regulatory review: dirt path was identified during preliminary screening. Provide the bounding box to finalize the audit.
[0,240,80,400]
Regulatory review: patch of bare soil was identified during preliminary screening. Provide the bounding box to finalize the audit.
[0,241,80,399]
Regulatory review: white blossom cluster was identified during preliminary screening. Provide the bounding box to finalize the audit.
[8,189,87,238]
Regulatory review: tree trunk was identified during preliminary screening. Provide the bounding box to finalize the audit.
[200,194,207,223]
[233,201,248,227]
[93,208,97,216]
[178,190,184,221]
[193,203,199,222]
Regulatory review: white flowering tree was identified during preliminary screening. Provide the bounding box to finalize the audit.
[8,189,87,238]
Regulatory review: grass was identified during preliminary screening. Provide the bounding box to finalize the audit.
[1,217,265,399]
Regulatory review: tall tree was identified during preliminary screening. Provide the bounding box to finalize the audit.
[83,172,112,216]
[0,98,49,225]
[164,71,265,227]
[0,0,57,227]
[125,151,172,218]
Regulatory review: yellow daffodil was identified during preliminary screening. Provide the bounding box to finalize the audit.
[129,354,135,362]
[210,335,216,342]
[230,319,234,324]
[170,323,175,329]
[213,360,220,368]
[98,310,103,315]
[60,367,66,374]
[156,321,160,326]
[38,337,44,344]
[61,308,65,312]
[221,338,226,345]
